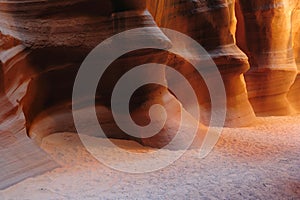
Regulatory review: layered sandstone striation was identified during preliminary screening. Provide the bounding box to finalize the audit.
[0,0,298,149]
[0,0,300,189]
[147,0,256,127]
[0,0,112,49]
[0,32,58,190]
[0,0,209,150]
[288,1,300,112]
[236,0,298,116]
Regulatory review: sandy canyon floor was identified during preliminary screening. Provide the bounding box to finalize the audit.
[0,116,299,199]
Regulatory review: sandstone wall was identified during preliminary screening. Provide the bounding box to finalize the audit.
[0,0,299,157]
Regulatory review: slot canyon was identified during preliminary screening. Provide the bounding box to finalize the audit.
[0,0,299,199]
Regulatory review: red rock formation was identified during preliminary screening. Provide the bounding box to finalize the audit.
[288,1,300,112]
[0,32,58,190]
[147,0,256,127]
[0,0,112,49]
[236,0,298,116]
[1,0,299,189]
[0,0,209,150]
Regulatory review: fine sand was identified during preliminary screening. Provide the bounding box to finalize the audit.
[1,116,300,199]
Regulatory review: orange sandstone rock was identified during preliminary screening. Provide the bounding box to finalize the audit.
[236,0,298,116]
[0,0,209,149]
[147,0,256,127]
[288,1,300,112]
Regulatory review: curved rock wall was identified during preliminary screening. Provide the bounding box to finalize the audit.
[0,0,209,150]
[288,0,300,112]
[236,0,298,116]
[147,0,257,127]
[0,32,58,190]
[0,0,299,148]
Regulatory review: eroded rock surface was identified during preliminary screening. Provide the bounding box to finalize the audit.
[1,0,210,150]
[0,0,300,189]
[288,1,300,112]
[236,0,298,116]
[147,0,256,127]
[0,32,58,190]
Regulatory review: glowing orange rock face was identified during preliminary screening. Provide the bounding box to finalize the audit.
[236,0,298,116]
[0,0,210,149]
[147,0,256,127]
[288,1,300,112]
[0,0,299,150]
[1,0,300,191]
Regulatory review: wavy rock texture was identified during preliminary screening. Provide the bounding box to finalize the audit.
[147,0,256,127]
[236,0,298,116]
[0,0,209,151]
[0,0,300,190]
[0,33,58,190]
[0,0,111,49]
[288,1,300,112]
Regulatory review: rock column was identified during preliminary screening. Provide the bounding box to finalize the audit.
[236,0,298,115]
[148,0,256,127]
